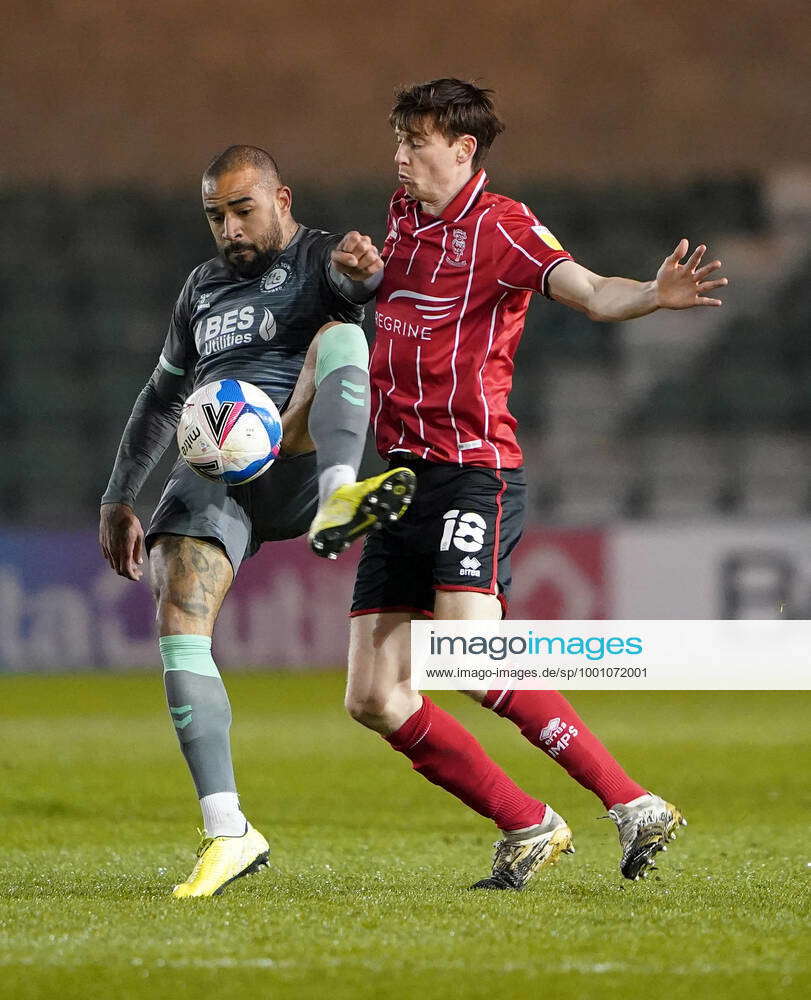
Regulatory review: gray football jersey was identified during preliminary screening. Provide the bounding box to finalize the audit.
[158,226,364,410]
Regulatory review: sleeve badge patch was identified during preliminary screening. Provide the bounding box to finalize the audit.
[531,224,564,251]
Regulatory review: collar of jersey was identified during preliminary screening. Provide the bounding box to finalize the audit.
[410,170,489,233]
[226,223,306,283]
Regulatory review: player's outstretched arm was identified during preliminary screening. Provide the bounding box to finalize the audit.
[547,240,728,322]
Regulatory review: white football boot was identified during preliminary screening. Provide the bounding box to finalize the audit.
[608,793,687,880]
[470,806,575,890]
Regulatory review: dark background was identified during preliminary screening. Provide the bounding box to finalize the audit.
[2,0,809,527]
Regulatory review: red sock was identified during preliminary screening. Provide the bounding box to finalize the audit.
[483,690,646,809]
[386,697,545,831]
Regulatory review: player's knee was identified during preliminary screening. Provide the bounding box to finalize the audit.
[345,686,392,727]
[315,322,369,387]
[345,681,418,732]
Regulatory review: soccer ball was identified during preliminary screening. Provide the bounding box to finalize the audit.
[176,379,283,485]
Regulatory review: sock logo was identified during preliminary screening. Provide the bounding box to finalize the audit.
[170,704,193,730]
[539,717,579,758]
[340,378,367,407]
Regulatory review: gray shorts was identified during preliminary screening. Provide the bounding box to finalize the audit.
[145,451,318,574]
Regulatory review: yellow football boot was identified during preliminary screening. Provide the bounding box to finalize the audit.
[172,824,269,898]
[308,467,416,559]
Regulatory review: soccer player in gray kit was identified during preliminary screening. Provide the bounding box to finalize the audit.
[99,145,414,897]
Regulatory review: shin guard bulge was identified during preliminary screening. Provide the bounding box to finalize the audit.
[386,697,546,831]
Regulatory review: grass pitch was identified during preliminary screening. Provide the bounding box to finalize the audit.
[0,675,808,1000]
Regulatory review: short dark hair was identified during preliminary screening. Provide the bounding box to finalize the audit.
[202,145,282,186]
[390,78,505,170]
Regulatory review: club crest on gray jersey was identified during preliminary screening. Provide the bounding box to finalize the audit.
[161,227,363,410]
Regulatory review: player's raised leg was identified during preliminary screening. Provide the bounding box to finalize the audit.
[302,321,415,558]
[346,610,573,890]
[150,534,269,897]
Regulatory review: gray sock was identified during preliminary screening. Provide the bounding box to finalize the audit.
[160,635,236,798]
[164,670,236,797]
[308,365,371,483]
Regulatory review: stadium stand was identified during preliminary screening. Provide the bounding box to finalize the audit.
[1,177,807,525]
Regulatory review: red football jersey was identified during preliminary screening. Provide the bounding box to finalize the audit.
[371,169,573,468]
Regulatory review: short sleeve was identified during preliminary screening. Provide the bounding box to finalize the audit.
[494,205,573,297]
[157,270,199,378]
[381,190,406,263]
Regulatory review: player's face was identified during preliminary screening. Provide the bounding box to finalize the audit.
[202,168,291,279]
[394,120,474,209]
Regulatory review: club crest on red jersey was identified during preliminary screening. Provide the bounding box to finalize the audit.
[447,227,469,268]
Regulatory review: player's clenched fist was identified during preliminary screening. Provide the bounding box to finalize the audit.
[331,231,384,282]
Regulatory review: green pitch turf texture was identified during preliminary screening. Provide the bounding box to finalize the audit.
[1,676,808,1000]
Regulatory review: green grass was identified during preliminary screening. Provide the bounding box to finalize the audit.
[1,676,808,1000]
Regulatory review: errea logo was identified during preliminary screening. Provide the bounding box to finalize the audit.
[459,556,481,577]
[539,717,580,758]
[192,292,213,318]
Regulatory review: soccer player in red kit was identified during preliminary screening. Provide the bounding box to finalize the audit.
[339,79,727,889]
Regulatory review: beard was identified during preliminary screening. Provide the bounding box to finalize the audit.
[221,215,286,279]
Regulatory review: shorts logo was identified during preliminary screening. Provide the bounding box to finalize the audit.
[447,227,468,268]
[459,555,481,577]
[439,509,487,554]
[261,264,292,292]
